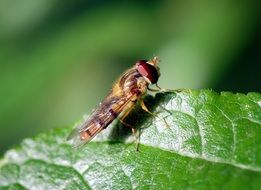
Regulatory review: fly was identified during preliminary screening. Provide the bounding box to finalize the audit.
[67,56,161,147]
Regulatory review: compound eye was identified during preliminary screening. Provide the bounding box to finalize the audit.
[136,60,159,84]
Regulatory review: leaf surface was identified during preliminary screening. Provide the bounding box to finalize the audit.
[0,90,260,190]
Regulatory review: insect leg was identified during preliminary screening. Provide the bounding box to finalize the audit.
[155,83,175,92]
[118,103,141,151]
[140,99,170,128]
[155,83,191,93]
[140,99,156,116]
[119,119,140,151]
[118,102,135,127]
[148,84,179,92]
[119,118,133,129]
[147,86,160,92]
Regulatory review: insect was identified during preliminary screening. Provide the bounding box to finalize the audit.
[67,56,161,147]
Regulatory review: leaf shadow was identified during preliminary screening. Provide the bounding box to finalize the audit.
[107,92,175,144]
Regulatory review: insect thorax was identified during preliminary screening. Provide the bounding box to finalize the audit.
[120,68,148,95]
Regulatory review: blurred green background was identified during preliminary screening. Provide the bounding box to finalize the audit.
[0,0,260,154]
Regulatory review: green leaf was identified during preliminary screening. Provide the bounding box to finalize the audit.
[0,90,260,190]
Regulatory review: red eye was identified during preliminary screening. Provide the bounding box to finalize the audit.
[136,60,159,84]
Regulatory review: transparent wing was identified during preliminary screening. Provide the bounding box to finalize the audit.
[67,120,104,148]
[67,92,135,148]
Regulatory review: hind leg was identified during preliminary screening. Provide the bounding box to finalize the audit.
[118,104,141,151]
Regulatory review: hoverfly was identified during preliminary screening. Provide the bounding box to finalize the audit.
[67,56,161,147]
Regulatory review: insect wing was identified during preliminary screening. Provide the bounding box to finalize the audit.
[67,93,135,148]
[67,119,104,148]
